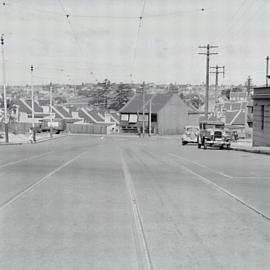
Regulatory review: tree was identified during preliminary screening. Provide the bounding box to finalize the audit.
[109,83,134,111]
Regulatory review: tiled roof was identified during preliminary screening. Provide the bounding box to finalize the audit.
[14,99,32,114]
[56,106,72,118]
[233,110,245,125]
[25,100,43,112]
[86,109,104,122]
[78,108,96,123]
[120,93,173,113]
[225,110,245,125]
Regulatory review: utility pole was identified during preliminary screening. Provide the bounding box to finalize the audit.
[49,82,53,138]
[198,44,218,119]
[142,81,145,137]
[246,76,252,96]
[210,65,225,105]
[31,65,34,128]
[148,98,151,136]
[1,34,8,143]
[266,56,269,87]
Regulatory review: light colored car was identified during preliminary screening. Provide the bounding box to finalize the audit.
[182,126,199,145]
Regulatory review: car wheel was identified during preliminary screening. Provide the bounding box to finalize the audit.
[197,137,201,148]
[203,138,207,149]
[226,144,231,149]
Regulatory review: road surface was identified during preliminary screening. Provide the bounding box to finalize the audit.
[0,135,270,269]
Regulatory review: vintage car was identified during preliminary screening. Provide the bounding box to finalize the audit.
[181,126,199,145]
[197,120,231,149]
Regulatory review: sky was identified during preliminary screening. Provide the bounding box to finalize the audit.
[0,0,270,86]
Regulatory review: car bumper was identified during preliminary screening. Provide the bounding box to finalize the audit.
[205,140,230,145]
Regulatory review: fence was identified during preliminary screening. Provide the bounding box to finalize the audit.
[0,122,33,134]
[66,123,107,134]
[0,122,108,135]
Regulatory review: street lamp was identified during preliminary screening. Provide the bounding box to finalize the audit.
[1,34,8,143]
[30,65,34,128]
[49,82,53,138]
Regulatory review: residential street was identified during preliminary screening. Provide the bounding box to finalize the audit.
[1,135,270,269]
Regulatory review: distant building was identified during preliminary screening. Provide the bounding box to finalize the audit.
[119,92,199,135]
[252,87,270,146]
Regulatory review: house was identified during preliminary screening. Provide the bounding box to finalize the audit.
[230,91,248,102]
[119,92,199,135]
[13,99,49,123]
[252,87,270,146]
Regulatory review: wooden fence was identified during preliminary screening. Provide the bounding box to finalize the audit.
[0,122,108,135]
[0,122,33,134]
[66,123,107,134]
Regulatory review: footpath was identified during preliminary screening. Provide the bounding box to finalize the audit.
[0,132,66,145]
[231,139,270,155]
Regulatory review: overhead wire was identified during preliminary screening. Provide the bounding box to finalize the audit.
[57,0,84,52]
[130,0,147,82]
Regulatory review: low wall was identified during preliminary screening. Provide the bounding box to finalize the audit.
[66,123,107,134]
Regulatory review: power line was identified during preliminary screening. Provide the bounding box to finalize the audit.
[57,0,84,54]
[130,0,147,81]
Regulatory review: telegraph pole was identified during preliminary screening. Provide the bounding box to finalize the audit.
[49,82,53,138]
[198,44,218,119]
[210,65,225,104]
[1,34,8,143]
[148,98,151,136]
[31,65,34,128]
[246,76,252,96]
[142,81,145,137]
[266,56,269,87]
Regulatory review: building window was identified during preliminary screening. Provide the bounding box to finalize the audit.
[121,114,129,121]
[261,105,265,130]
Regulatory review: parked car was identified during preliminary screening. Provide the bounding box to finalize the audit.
[197,120,231,149]
[182,126,199,145]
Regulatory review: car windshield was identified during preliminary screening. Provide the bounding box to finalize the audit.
[204,124,224,130]
[187,127,198,132]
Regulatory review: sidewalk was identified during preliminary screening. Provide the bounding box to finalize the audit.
[0,132,66,145]
[231,139,270,155]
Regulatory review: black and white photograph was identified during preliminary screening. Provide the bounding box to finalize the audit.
[0,0,270,269]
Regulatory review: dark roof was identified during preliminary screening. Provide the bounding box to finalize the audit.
[55,106,72,118]
[78,109,95,123]
[25,100,43,112]
[225,110,245,125]
[14,99,32,114]
[120,93,173,113]
[86,109,104,122]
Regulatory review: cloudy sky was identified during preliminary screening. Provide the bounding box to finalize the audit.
[0,0,269,85]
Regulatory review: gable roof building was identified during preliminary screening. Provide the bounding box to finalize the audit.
[120,92,199,135]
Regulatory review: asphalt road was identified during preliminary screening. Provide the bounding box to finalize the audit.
[1,135,270,270]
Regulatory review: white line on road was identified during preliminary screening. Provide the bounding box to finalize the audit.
[120,150,153,270]
[0,150,88,211]
[169,153,233,179]
[0,151,55,169]
[167,156,270,223]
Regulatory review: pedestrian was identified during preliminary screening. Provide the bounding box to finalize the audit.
[28,128,33,143]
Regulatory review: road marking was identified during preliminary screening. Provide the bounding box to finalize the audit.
[0,150,88,211]
[169,153,233,179]
[120,150,153,270]
[0,151,55,169]
[167,157,270,223]
[233,176,270,179]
